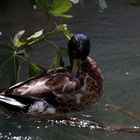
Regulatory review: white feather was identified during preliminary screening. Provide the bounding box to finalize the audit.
[0,95,26,108]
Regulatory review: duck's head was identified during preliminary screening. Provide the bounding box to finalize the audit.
[68,34,90,76]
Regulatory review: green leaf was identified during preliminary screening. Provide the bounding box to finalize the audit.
[35,0,72,18]
[50,53,64,69]
[35,0,52,14]
[52,13,73,18]
[12,30,26,47]
[50,48,67,69]
[56,24,73,39]
[16,45,32,56]
[59,48,68,57]
[28,61,45,77]
[27,29,43,40]
[49,0,73,18]
[0,44,20,85]
[130,0,140,6]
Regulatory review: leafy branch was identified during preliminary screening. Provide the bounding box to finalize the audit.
[0,24,72,86]
[0,0,108,87]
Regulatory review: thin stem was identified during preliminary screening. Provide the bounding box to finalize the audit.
[0,54,13,68]
[45,39,59,51]
[25,29,58,47]
[16,55,29,63]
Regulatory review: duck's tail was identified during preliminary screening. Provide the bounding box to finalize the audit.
[0,95,26,108]
[0,94,35,113]
[0,94,53,116]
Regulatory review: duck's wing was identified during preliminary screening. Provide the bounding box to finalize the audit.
[5,68,81,99]
[5,72,47,93]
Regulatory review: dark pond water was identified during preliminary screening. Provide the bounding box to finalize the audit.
[1,0,140,139]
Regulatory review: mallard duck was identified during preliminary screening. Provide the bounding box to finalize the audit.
[0,34,103,116]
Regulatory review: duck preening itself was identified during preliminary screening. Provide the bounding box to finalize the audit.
[0,34,104,116]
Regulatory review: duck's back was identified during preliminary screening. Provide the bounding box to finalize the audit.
[5,68,81,99]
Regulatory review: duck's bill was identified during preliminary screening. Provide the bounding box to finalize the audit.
[72,59,81,76]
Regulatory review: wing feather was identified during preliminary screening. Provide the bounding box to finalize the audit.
[5,68,81,100]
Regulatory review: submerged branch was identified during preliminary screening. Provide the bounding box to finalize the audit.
[105,101,140,121]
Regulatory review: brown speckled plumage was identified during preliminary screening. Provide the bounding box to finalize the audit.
[0,57,103,115]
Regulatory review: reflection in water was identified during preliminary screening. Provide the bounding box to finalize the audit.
[0,134,35,140]
[47,118,140,133]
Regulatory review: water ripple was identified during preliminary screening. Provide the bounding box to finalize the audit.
[0,133,41,140]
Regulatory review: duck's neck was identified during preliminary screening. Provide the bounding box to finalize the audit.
[81,57,104,96]
[81,57,103,83]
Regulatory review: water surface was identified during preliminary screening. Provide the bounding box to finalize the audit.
[0,0,140,139]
